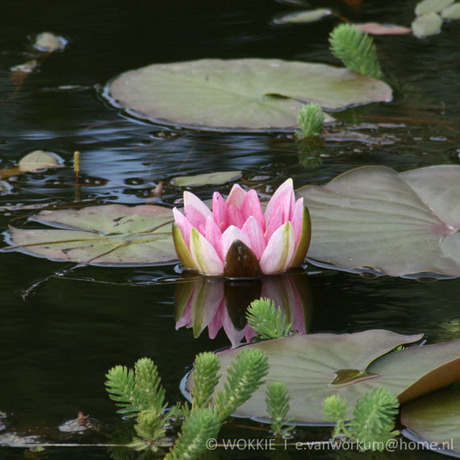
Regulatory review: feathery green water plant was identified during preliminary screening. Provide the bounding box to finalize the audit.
[323,388,400,451]
[329,23,382,79]
[246,297,292,340]
[265,381,295,437]
[213,348,269,422]
[164,408,220,460]
[190,352,220,410]
[106,349,270,457]
[297,103,325,138]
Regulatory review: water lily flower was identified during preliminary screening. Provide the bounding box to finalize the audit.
[172,179,311,276]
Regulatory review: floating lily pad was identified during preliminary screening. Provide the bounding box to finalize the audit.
[33,32,67,52]
[18,150,62,172]
[172,170,242,187]
[415,0,454,15]
[412,12,443,37]
[5,205,176,266]
[297,165,460,278]
[273,9,333,24]
[401,389,460,457]
[441,3,460,18]
[186,332,460,425]
[186,330,422,424]
[106,59,392,132]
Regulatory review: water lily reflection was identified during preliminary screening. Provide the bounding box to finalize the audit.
[174,274,311,347]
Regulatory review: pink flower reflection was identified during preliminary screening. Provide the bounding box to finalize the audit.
[175,275,311,348]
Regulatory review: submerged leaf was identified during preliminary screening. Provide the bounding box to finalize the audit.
[6,205,176,266]
[106,59,391,132]
[297,165,460,278]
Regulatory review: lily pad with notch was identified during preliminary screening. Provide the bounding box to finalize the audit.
[105,58,392,132]
[185,331,460,424]
[5,204,177,266]
[297,165,460,278]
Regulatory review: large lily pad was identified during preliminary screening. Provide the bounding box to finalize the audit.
[186,332,460,424]
[401,389,460,457]
[106,59,392,132]
[297,165,460,278]
[5,205,176,266]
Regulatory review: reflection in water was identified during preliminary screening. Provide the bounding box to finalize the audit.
[174,273,312,347]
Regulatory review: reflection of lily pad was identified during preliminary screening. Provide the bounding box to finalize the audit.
[187,330,432,424]
[188,332,460,425]
[401,389,460,457]
[6,205,176,266]
[297,165,460,278]
[106,59,392,132]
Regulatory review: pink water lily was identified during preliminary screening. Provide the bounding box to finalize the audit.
[172,179,311,276]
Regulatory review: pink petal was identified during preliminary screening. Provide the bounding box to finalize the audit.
[241,189,265,232]
[241,216,266,259]
[228,204,245,228]
[226,184,246,209]
[183,191,213,219]
[173,208,192,248]
[265,179,295,224]
[184,205,208,235]
[260,222,295,274]
[212,192,229,232]
[205,216,224,262]
[221,225,252,259]
[189,228,224,275]
[265,203,284,242]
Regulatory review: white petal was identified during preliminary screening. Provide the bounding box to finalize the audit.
[189,228,224,275]
[259,222,295,274]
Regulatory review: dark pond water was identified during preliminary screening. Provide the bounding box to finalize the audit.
[1,0,460,458]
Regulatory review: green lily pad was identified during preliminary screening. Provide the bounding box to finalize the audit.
[5,205,176,266]
[273,9,333,24]
[415,0,454,15]
[186,330,425,424]
[412,12,443,37]
[106,59,392,132]
[187,332,460,425]
[441,3,460,19]
[172,170,242,187]
[297,165,460,278]
[401,389,460,457]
